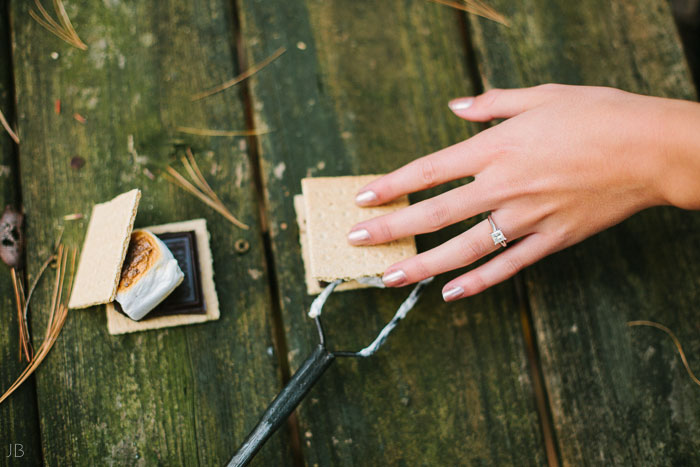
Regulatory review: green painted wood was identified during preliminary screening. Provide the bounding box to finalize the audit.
[468,0,700,464]
[10,0,291,465]
[0,0,42,464]
[239,0,547,464]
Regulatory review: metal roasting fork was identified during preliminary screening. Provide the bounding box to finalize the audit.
[228,278,433,466]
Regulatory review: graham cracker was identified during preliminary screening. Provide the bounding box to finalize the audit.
[300,175,416,285]
[68,189,141,309]
[106,218,219,335]
[294,195,365,295]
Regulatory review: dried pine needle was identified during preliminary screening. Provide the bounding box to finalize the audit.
[0,244,76,406]
[11,268,32,362]
[184,148,222,205]
[164,150,250,230]
[0,108,19,144]
[53,225,65,252]
[428,0,509,27]
[23,255,56,354]
[30,0,87,50]
[14,273,30,361]
[176,126,270,137]
[181,155,209,197]
[191,47,286,101]
[24,254,56,326]
[460,0,508,24]
[628,320,700,387]
[164,170,248,229]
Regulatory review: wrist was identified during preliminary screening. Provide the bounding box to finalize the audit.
[653,98,700,210]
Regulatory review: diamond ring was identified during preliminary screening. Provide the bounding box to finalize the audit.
[488,214,507,248]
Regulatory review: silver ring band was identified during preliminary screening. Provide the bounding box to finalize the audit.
[488,215,507,247]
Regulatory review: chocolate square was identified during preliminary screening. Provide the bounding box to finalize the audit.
[115,230,206,320]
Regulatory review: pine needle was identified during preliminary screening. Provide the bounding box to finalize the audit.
[11,268,32,362]
[184,148,221,204]
[180,155,210,197]
[628,320,700,387]
[0,244,76,406]
[428,0,510,27]
[30,0,87,50]
[164,170,248,229]
[0,108,19,144]
[175,126,270,137]
[24,254,56,326]
[191,47,286,101]
[164,150,250,230]
[14,274,30,360]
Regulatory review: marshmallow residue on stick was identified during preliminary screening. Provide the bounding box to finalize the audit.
[308,277,434,357]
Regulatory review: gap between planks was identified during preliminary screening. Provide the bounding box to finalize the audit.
[515,276,561,467]
[229,1,305,465]
[2,0,24,212]
[455,8,561,466]
[1,0,46,460]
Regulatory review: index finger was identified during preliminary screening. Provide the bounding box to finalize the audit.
[355,130,494,206]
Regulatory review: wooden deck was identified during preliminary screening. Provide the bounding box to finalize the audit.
[1,0,699,465]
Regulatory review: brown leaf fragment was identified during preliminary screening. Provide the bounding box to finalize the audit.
[0,206,23,269]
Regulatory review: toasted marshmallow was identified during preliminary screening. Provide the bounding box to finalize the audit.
[115,230,184,320]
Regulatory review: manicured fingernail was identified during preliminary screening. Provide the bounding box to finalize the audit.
[448,98,474,111]
[442,286,464,302]
[348,228,370,244]
[382,270,407,286]
[355,190,377,205]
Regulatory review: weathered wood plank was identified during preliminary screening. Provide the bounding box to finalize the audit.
[469,0,700,464]
[10,0,290,464]
[0,1,42,464]
[239,0,547,464]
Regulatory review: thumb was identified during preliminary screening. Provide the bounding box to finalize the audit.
[448,84,561,122]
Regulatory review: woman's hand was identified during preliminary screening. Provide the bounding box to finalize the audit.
[346,84,700,301]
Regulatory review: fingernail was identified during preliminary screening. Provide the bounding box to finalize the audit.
[355,190,377,205]
[347,228,370,244]
[448,98,474,112]
[442,286,464,302]
[382,270,407,286]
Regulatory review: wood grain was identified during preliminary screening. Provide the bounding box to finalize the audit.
[238,0,547,464]
[468,0,700,464]
[0,0,42,464]
[9,0,290,464]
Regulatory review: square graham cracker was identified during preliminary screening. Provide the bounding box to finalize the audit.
[294,195,365,295]
[68,189,141,309]
[106,218,220,335]
[299,175,416,292]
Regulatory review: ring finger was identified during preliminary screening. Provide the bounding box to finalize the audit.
[380,213,525,287]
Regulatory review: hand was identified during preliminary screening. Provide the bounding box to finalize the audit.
[346,84,700,301]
